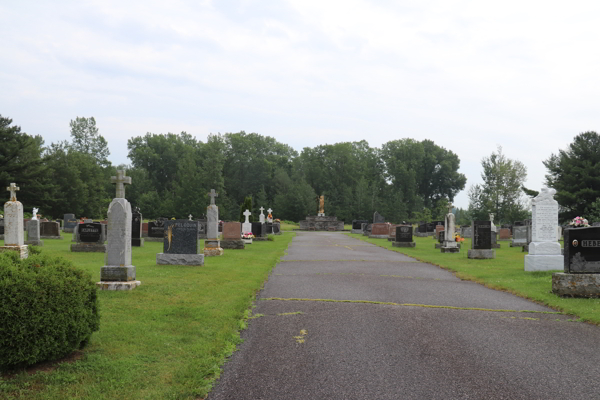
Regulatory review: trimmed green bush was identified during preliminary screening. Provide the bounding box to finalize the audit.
[0,251,99,370]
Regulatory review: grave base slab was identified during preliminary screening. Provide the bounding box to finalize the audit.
[101,265,136,281]
[468,249,495,259]
[96,281,141,291]
[393,242,415,248]
[552,273,600,297]
[524,255,563,271]
[253,237,268,241]
[221,240,245,250]
[144,237,164,242]
[25,239,43,246]
[441,247,460,253]
[413,232,429,237]
[0,245,28,259]
[204,248,224,257]
[369,235,389,239]
[351,229,363,234]
[157,253,205,266]
[40,235,63,240]
[71,243,106,252]
[511,242,526,247]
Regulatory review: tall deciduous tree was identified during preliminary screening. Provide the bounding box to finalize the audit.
[468,146,528,223]
[69,117,110,167]
[544,131,600,221]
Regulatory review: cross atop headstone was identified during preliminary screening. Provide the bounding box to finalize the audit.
[188,214,193,221]
[208,189,218,205]
[267,208,272,214]
[489,213,494,223]
[6,183,19,201]
[260,207,265,214]
[243,209,251,224]
[110,170,132,199]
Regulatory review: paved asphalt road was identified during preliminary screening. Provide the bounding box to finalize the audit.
[208,232,600,400]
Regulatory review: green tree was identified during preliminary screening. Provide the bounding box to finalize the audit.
[468,146,528,223]
[544,131,600,221]
[69,117,110,167]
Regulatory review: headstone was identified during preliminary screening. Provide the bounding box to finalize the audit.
[393,225,415,248]
[553,226,600,297]
[155,219,204,265]
[272,222,281,234]
[267,208,273,223]
[242,209,252,234]
[221,221,244,250]
[251,222,267,240]
[204,189,223,256]
[388,224,399,241]
[461,225,472,238]
[197,219,207,239]
[370,223,390,238]
[511,225,528,247]
[147,218,168,242]
[491,231,501,249]
[131,208,144,247]
[25,218,43,247]
[71,222,106,252]
[373,211,385,224]
[352,220,369,234]
[524,188,563,271]
[441,205,459,253]
[1,183,28,258]
[63,213,78,233]
[259,207,265,223]
[468,220,495,259]
[0,218,4,238]
[498,228,512,240]
[97,191,141,290]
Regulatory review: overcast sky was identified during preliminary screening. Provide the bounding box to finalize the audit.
[2,1,600,208]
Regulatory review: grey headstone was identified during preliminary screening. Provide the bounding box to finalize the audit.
[105,198,132,267]
[373,211,385,224]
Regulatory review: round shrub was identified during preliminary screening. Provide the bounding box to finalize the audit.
[0,250,100,370]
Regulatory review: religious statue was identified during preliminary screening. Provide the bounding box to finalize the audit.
[32,208,39,220]
[318,195,325,215]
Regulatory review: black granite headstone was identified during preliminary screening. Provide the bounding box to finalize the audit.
[473,221,492,250]
[373,211,385,224]
[352,220,369,230]
[564,227,600,273]
[427,221,445,233]
[132,210,142,246]
[163,220,198,254]
[438,230,445,243]
[0,219,4,235]
[251,222,265,238]
[396,226,413,242]
[266,222,273,234]
[78,223,103,243]
[417,223,427,233]
[272,223,281,234]
[63,214,78,231]
[148,218,167,238]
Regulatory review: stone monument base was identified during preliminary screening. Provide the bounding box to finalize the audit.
[253,237,268,241]
[522,244,529,252]
[413,232,429,237]
[524,255,563,271]
[221,240,245,250]
[96,281,141,291]
[25,239,43,246]
[441,247,460,253]
[204,247,224,256]
[468,249,495,259]
[435,243,442,249]
[552,273,600,297]
[387,237,395,241]
[71,243,106,252]
[0,245,28,259]
[393,242,415,248]
[351,229,363,234]
[144,237,164,242]
[40,235,63,240]
[511,242,526,247]
[101,265,136,281]
[369,234,389,239]
[492,243,501,249]
[157,253,205,266]
[299,215,344,231]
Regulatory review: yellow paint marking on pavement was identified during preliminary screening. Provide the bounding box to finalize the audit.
[294,329,308,344]
[262,297,563,315]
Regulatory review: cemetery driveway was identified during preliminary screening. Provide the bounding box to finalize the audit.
[207,232,600,400]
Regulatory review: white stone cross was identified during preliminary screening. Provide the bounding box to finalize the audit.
[6,183,19,201]
[208,189,218,205]
[111,170,132,199]
[259,207,264,214]
[489,213,494,223]
[267,208,273,214]
[188,214,193,220]
[243,209,251,224]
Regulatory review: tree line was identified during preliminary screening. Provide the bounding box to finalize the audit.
[2,113,599,224]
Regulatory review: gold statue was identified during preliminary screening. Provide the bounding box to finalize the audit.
[319,195,325,214]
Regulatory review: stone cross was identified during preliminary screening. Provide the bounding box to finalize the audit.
[489,213,494,223]
[188,214,193,220]
[260,207,265,214]
[6,183,19,201]
[111,170,132,199]
[267,208,273,214]
[208,189,218,205]
[243,209,251,224]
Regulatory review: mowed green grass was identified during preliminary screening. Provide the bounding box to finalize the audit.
[0,232,294,400]
[345,232,600,324]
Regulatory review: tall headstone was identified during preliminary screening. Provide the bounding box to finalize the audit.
[131,207,144,247]
[221,221,244,250]
[468,220,495,259]
[259,207,265,223]
[25,219,43,246]
[204,189,223,256]
[97,170,140,290]
[441,204,459,253]
[0,183,28,258]
[242,209,252,234]
[524,188,563,271]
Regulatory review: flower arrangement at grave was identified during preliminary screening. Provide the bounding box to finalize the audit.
[454,233,465,242]
[569,216,589,227]
[242,232,255,239]
[275,219,280,223]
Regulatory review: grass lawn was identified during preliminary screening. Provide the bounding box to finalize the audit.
[1,232,294,400]
[345,232,600,325]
